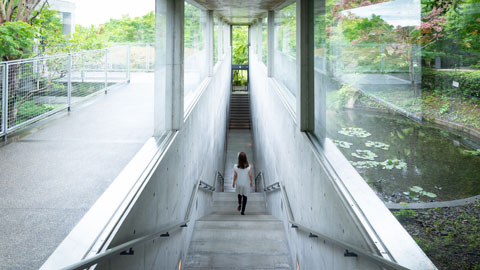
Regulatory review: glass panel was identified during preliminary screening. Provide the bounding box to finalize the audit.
[274,3,297,98]
[262,17,268,65]
[315,0,480,206]
[184,2,207,105]
[213,16,219,64]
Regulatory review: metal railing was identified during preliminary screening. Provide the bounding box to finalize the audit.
[263,177,409,270]
[0,46,132,139]
[216,171,225,192]
[116,43,155,72]
[58,178,215,270]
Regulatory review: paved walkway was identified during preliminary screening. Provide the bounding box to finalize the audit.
[0,73,153,270]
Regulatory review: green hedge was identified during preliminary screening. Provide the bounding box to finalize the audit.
[422,69,480,98]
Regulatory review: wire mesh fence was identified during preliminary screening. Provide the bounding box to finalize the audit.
[0,64,4,135]
[0,46,130,137]
[127,43,155,71]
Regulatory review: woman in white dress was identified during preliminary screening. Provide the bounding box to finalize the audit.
[232,152,252,215]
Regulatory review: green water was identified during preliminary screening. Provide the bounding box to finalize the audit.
[327,109,480,203]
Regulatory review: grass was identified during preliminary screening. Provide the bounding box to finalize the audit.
[392,201,480,270]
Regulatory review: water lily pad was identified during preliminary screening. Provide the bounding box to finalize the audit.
[365,141,390,150]
[333,140,353,149]
[464,149,480,156]
[352,150,378,160]
[410,186,423,193]
[380,159,407,170]
[422,191,437,198]
[407,186,437,199]
[350,160,379,169]
[338,127,371,138]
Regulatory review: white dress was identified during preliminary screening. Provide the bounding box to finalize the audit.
[234,164,251,195]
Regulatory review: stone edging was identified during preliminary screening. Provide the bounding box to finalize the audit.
[386,195,480,209]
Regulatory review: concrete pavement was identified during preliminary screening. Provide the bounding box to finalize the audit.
[0,73,153,270]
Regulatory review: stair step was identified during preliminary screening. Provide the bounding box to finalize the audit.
[187,238,289,256]
[184,254,291,269]
[213,192,264,201]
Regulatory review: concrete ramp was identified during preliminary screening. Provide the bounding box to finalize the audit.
[184,192,292,270]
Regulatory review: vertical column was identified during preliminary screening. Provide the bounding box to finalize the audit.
[154,0,184,135]
[207,10,214,76]
[67,54,72,111]
[296,0,314,132]
[267,11,274,77]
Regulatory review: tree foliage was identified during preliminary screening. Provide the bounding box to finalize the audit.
[0,21,35,60]
[103,12,155,43]
[232,26,248,64]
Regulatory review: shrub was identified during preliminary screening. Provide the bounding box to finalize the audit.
[422,69,480,98]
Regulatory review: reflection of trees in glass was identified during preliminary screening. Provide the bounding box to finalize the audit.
[213,16,219,63]
[184,3,203,56]
[276,3,296,58]
[262,18,268,64]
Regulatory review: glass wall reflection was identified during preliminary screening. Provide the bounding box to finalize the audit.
[184,2,207,107]
[274,3,297,99]
[314,0,480,204]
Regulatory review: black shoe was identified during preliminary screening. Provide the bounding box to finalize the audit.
[237,205,241,211]
[241,212,245,215]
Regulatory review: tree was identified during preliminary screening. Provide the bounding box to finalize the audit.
[0,0,70,127]
[103,12,155,43]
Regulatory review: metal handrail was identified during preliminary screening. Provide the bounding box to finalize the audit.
[59,179,215,270]
[264,181,409,270]
[216,171,225,192]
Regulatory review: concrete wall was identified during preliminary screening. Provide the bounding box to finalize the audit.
[97,54,231,270]
[248,51,436,270]
[41,51,231,270]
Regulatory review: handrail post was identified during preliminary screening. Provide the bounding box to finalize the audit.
[81,51,85,82]
[127,45,131,83]
[145,44,149,71]
[1,63,7,140]
[67,54,72,111]
[104,48,108,94]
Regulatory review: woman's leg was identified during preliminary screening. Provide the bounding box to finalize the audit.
[241,195,248,215]
[237,194,242,211]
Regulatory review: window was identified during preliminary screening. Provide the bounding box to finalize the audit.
[274,3,297,99]
[213,16,220,64]
[184,2,207,107]
[313,0,480,206]
[262,17,268,65]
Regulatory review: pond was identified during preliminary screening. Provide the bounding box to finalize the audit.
[327,109,480,203]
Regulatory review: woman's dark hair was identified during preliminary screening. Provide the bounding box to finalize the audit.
[237,152,249,169]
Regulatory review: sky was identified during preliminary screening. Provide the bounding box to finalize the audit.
[72,0,155,26]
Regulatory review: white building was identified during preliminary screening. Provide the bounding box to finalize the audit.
[48,0,76,35]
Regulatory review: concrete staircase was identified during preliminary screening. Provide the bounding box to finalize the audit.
[229,93,251,129]
[184,192,292,270]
